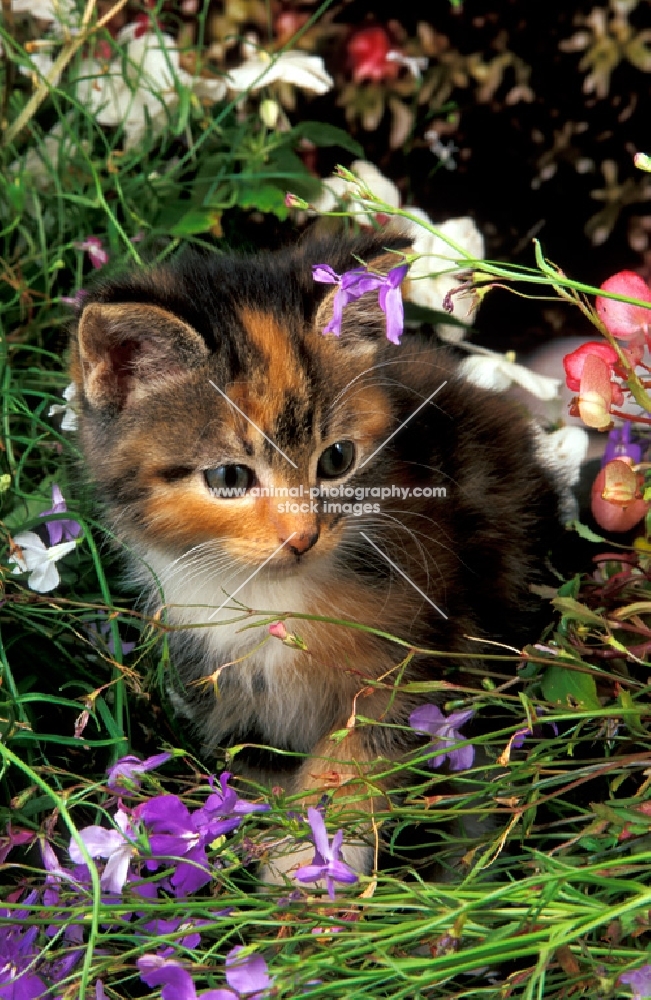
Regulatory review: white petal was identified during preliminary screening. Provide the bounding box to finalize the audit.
[404,211,484,316]
[310,176,349,214]
[125,32,181,91]
[10,532,48,571]
[458,355,513,392]
[19,51,62,86]
[228,51,333,94]
[351,160,401,209]
[27,561,61,593]
[458,354,561,400]
[503,360,561,400]
[12,0,75,21]
[70,827,124,862]
[101,845,132,894]
[47,539,78,562]
[191,75,228,101]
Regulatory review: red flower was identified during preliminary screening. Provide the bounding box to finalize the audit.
[347,26,399,83]
[563,341,618,392]
[564,342,625,430]
[591,460,649,532]
[596,270,651,340]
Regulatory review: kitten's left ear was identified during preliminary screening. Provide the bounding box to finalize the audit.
[75,302,209,410]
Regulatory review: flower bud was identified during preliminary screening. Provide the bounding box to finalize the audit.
[259,98,280,129]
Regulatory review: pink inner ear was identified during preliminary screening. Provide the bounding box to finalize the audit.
[77,301,209,410]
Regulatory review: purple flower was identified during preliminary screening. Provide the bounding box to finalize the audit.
[620,965,651,1000]
[75,236,109,269]
[61,288,88,308]
[294,807,359,900]
[312,262,409,343]
[69,807,135,894]
[602,422,643,467]
[409,704,475,771]
[378,263,408,344]
[511,707,560,750]
[0,825,33,864]
[88,614,136,658]
[107,752,171,793]
[138,947,271,1000]
[139,774,268,897]
[0,900,46,1000]
[40,485,82,546]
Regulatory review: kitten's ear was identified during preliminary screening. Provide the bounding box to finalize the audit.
[75,302,209,409]
[313,251,409,351]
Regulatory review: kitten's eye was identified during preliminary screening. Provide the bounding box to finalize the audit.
[317,441,356,480]
[205,465,256,494]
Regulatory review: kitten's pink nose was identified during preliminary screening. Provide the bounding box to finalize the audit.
[284,531,319,556]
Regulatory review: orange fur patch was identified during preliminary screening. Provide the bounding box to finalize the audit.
[240,308,304,396]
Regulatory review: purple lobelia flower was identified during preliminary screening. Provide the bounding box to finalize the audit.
[40,485,82,546]
[601,422,643,468]
[511,707,560,750]
[138,946,271,1000]
[107,751,172,793]
[409,704,474,770]
[620,965,651,1000]
[88,614,137,659]
[312,262,409,344]
[294,807,359,900]
[0,900,46,1000]
[139,774,269,897]
[69,806,136,894]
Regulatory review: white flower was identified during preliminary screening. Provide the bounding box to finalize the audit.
[532,425,589,491]
[75,28,227,150]
[11,0,75,23]
[458,351,561,400]
[311,160,401,223]
[227,50,333,94]
[403,209,485,341]
[18,49,62,87]
[49,382,78,431]
[9,531,77,593]
[69,808,135,894]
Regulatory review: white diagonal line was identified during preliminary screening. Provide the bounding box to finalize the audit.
[209,380,298,469]
[358,381,447,470]
[360,531,448,620]
[208,534,297,621]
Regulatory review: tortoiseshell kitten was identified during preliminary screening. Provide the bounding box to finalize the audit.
[71,230,563,881]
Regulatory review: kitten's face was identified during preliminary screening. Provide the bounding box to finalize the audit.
[113,314,391,571]
[71,233,420,576]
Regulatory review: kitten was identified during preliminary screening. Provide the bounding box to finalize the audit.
[70,229,563,880]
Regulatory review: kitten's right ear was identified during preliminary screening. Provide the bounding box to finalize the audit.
[74,302,209,410]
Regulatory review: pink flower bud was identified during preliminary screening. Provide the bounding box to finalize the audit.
[268,622,288,640]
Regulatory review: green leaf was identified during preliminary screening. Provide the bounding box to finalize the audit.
[292,121,364,156]
[541,665,601,711]
[568,519,608,544]
[235,184,288,220]
[170,208,223,236]
[552,596,607,627]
